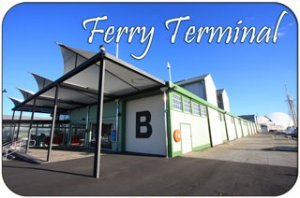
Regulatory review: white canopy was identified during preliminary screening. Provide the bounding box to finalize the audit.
[11,44,165,114]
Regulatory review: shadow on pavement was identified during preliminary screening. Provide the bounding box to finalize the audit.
[2,164,92,178]
[2,154,298,196]
[261,146,298,152]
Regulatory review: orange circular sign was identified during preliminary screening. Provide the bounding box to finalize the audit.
[173,129,181,142]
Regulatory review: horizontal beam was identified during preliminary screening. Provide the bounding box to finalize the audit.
[14,104,68,114]
[35,95,87,107]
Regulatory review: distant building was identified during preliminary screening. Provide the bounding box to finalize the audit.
[176,75,231,113]
[255,112,295,132]
[217,89,230,112]
[239,114,257,123]
[176,74,218,107]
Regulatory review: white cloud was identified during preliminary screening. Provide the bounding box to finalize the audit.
[277,21,295,37]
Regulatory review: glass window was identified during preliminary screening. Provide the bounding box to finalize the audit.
[172,93,182,111]
[192,102,200,116]
[183,98,191,113]
[200,105,207,117]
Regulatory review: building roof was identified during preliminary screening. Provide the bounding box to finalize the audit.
[217,89,225,94]
[176,73,210,85]
[10,44,165,114]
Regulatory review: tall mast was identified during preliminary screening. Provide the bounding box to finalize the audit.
[285,84,297,127]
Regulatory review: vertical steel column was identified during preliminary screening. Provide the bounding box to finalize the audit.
[16,111,23,141]
[162,89,169,158]
[47,85,59,162]
[35,124,39,143]
[93,53,105,178]
[26,99,36,153]
[115,99,119,149]
[115,98,122,152]
[11,110,16,142]
[85,106,90,149]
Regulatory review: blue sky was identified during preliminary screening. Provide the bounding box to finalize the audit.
[2,3,297,117]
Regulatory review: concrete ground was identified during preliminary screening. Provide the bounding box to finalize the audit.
[2,133,298,196]
[27,149,95,163]
[184,133,297,168]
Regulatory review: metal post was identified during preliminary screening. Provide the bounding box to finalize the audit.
[11,110,16,142]
[85,106,90,149]
[115,99,120,151]
[16,111,23,141]
[47,85,59,162]
[35,125,39,144]
[167,62,172,83]
[93,52,105,178]
[116,42,119,58]
[162,88,169,158]
[26,99,36,153]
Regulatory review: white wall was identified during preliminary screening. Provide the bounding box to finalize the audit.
[205,75,218,107]
[253,123,256,134]
[125,94,166,156]
[171,110,211,155]
[225,115,237,140]
[241,121,249,136]
[249,123,253,135]
[208,108,223,146]
[221,90,231,112]
[219,113,228,141]
[235,118,243,138]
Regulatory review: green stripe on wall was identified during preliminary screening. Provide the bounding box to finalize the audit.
[192,143,211,151]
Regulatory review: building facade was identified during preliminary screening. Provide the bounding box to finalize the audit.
[7,44,260,159]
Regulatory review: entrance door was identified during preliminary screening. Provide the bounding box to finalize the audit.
[91,123,112,149]
[181,123,192,154]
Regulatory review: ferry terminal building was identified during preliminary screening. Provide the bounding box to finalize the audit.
[7,44,260,178]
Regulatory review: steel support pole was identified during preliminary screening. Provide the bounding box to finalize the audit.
[85,106,90,149]
[47,85,59,162]
[11,110,16,142]
[93,55,105,178]
[115,99,119,150]
[162,89,169,158]
[26,99,36,153]
[16,111,23,141]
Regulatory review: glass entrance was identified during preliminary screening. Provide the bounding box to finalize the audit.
[91,123,113,149]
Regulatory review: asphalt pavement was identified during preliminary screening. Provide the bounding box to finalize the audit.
[2,133,298,196]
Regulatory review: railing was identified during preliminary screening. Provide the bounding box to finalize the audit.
[2,138,36,161]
